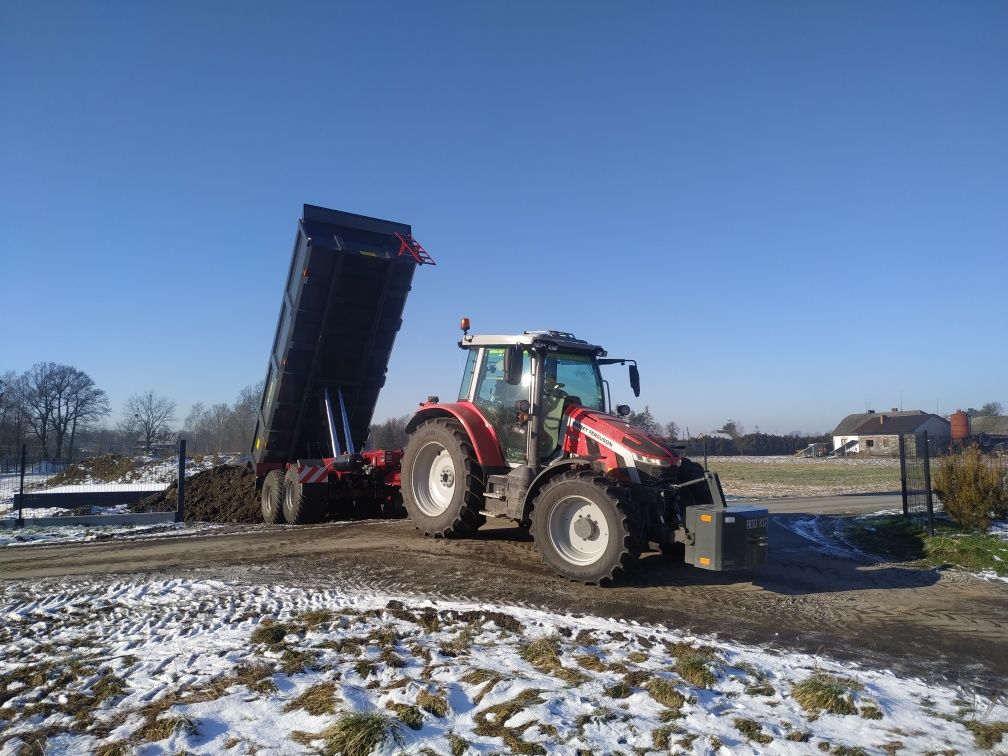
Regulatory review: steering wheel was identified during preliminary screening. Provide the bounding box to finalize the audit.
[544,382,567,399]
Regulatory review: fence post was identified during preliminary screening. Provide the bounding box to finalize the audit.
[922,430,935,536]
[17,443,26,529]
[176,438,186,523]
[898,434,908,517]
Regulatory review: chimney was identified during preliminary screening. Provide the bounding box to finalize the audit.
[879,414,886,425]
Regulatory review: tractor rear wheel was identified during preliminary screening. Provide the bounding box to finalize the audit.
[261,469,285,524]
[282,466,327,524]
[530,471,641,584]
[401,418,485,537]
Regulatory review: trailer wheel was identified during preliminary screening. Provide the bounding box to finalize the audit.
[261,469,285,524]
[401,418,485,537]
[283,467,327,524]
[530,471,641,584]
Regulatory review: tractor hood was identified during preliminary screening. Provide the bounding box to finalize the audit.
[562,405,682,481]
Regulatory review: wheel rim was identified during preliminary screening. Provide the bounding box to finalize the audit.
[410,441,456,516]
[284,482,295,514]
[547,495,610,566]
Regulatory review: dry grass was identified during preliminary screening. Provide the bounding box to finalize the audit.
[298,609,334,629]
[604,681,631,698]
[473,688,546,755]
[385,702,424,730]
[460,667,507,705]
[627,651,648,663]
[574,654,608,672]
[233,662,278,694]
[647,677,686,711]
[519,637,589,686]
[285,682,337,716]
[792,672,863,716]
[735,717,773,745]
[417,689,449,718]
[319,712,403,756]
[280,648,318,675]
[354,660,376,678]
[963,720,1008,750]
[250,622,289,646]
[94,741,130,756]
[378,647,406,669]
[447,732,469,756]
[134,714,199,743]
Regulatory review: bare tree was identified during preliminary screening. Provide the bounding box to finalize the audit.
[122,391,176,454]
[663,421,680,441]
[15,362,59,460]
[49,365,110,461]
[976,402,1004,417]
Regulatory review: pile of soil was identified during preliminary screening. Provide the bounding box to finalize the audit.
[43,455,137,487]
[132,464,260,523]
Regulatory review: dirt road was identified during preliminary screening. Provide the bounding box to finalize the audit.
[2,494,1004,692]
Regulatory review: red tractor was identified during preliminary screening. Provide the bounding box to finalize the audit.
[401,322,768,584]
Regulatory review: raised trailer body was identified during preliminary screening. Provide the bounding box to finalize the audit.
[252,205,431,522]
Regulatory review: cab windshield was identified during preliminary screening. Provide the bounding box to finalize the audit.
[545,352,605,412]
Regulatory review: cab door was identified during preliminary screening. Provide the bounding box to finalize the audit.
[471,347,531,464]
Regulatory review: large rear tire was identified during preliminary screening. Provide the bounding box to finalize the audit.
[282,466,327,525]
[530,471,641,584]
[261,469,285,524]
[401,418,485,537]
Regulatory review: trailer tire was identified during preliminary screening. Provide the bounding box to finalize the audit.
[261,469,285,525]
[283,467,327,525]
[401,418,485,537]
[530,471,641,585]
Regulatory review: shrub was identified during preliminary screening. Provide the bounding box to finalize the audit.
[932,447,1008,532]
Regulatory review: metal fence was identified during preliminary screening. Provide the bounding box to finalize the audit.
[900,431,939,535]
[1,440,186,528]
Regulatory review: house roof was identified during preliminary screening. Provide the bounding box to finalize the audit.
[971,416,1008,436]
[851,413,949,436]
[832,410,926,436]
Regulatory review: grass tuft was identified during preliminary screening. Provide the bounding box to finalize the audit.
[575,654,608,672]
[298,609,334,629]
[233,662,278,694]
[386,702,424,730]
[792,672,863,716]
[647,677,686,711]
[460,667,507,705]
[135,714,199,743]
[519,636,588,686]
[605,681,631,699]
[417,689,449,718]
[447,732,469,756]
[734,717,773,745]
[473,688,546,755]
[280,648,318,676]
[285,682,337,716]
[963,720,1008,750]
[250,622,289,646]
[354,660,376,678]
[320,711,404,756]
[379,647,407,669]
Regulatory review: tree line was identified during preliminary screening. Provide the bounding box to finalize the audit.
[1,362,265,464]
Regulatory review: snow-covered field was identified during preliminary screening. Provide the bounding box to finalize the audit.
[0,522,222,548]
[1,579,1004,755]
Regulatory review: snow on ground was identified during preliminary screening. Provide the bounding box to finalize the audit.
[0,522,223,548]
[0,579,1003,755]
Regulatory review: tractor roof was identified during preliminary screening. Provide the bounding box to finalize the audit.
[460,330,606,355]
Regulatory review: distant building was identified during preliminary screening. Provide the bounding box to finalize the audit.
[831,409,950,455]
[969,415,1008,438]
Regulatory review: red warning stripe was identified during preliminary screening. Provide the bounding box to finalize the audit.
[297,465,328,484]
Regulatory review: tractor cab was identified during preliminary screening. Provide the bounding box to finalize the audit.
[456,329,617,467]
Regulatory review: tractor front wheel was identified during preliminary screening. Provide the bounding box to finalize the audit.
[261,469,285,524]
[530,471,641,584]
[401,418,485,537]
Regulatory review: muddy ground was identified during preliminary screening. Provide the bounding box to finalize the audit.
[2,498,1005,696]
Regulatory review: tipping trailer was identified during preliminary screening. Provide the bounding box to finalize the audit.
[251,204,434,524]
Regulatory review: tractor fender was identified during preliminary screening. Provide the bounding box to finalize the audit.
[520,457,594,522]
[405,402,505,469]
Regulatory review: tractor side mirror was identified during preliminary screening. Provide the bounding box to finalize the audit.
[629,364,640,397]
[503,345,523,385]
[617,404,631,417]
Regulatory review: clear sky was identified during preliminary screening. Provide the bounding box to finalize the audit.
[2,1,1006,436]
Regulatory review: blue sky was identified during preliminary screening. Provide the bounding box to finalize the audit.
[2,1,1006,436]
